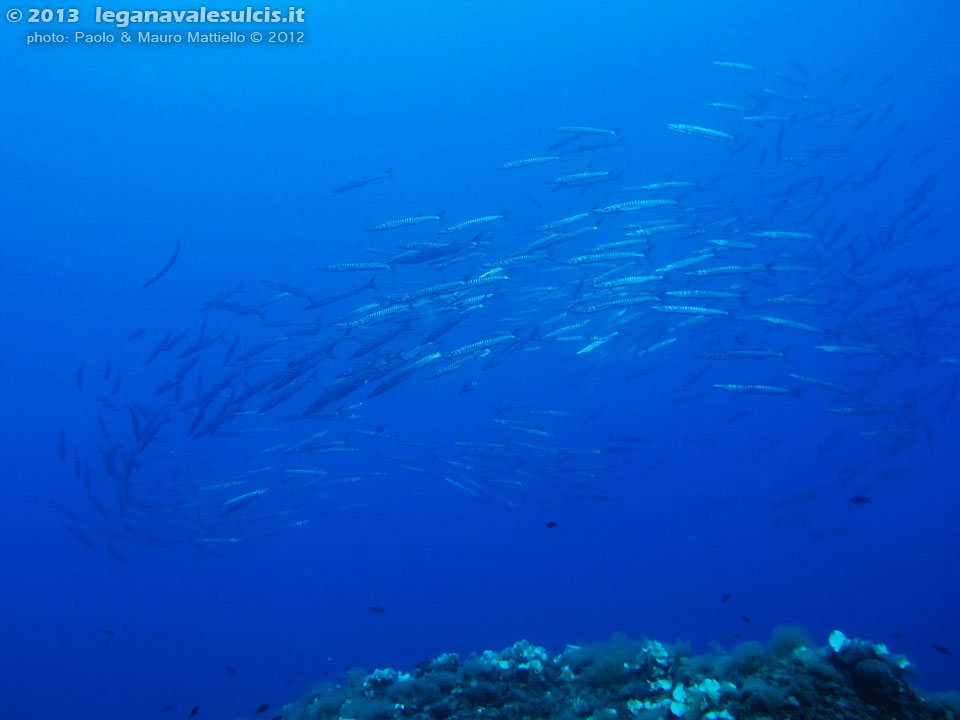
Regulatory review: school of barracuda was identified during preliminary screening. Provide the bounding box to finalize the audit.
[55,61,956,557]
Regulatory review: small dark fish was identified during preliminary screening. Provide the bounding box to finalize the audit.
[102,629,116,637]
[160,706,173,713]
[849,495,872,505]
[142,239,181,289]
[546,521,558,528]
[741,616,751,623]
[127,328,146,341]
[873,72,895,90]
[188,705,199,719]
[721,593,732,602]
[368,606,386,614]
[933,645,950,655]
[256,704,269,714]
[224,664,237,677]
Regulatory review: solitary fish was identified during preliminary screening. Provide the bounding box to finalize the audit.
[142,239,181,289]
[332,168,393,193]
[713,61,758,71]
[555,125,618,135]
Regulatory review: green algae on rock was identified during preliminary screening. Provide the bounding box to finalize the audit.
[273,632,957,720]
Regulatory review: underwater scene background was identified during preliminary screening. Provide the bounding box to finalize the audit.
[0,1,958,718]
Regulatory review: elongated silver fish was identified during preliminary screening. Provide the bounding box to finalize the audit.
[687,263,773,276]
[765,295,828,306]
[526,226,599,251]
[440,214,505,234]
[815,345,883,355]
[667,123,735,142]
[592,199,676,214]
[367,213,445,231]
[535,212,593,232]
[702,348,790,361]
[549,170,622,187]
[652,305,730,317]
[713,61,758,71]
[664,289,743,300]
[790,374,859,395]
[750,230,819,241]
[638,337,678,356]
[636,181,697,191]
[655,253,714,274]
[714,384,801,398]
[709,239,760,249]
[556,125,618,135]
[317,262,391,272]
[745,315,825,333]
[569,296,657,313]
[447,334,517,357]
[562,251,645,264]
[498,156,560,169]
[593,275,663,288]
[577,332,618,355]
[709,102,749,111]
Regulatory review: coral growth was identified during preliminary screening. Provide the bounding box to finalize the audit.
[273,631,955,720]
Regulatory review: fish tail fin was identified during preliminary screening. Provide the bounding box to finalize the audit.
[384,168,395,179]
[792,385,806,400]
[781,346,793,363]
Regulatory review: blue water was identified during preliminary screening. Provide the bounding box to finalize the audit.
[1,1,958,718]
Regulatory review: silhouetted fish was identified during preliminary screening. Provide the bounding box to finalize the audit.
[142,239,181,289]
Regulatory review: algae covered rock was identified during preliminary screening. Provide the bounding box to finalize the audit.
[273,632,957,720]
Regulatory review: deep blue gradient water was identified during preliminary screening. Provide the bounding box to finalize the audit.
[1,1,958,718]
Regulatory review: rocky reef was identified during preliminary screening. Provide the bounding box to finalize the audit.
[272,630,958,720]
